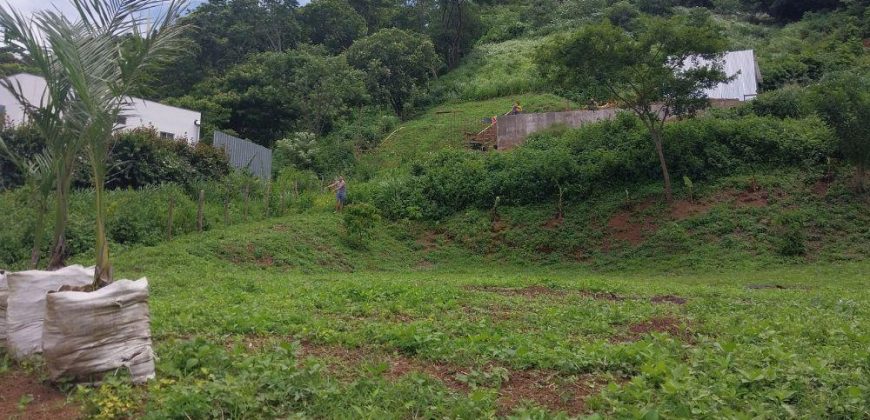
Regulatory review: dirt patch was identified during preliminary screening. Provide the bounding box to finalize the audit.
[650,295,687,305]
[0,370,80,420]
[670,200,712,220]
[614,316,692,343]
[417,231,439,252]
[735,189,769,208]
[468,285,567,297]
[811,178,833,197]
[468,286,625,302]
[384,357,470,392]
[272,224,288,232]
[580,291,624,301]
[541,214,563,229]
[497,370,605,417]
[605,208,658,248]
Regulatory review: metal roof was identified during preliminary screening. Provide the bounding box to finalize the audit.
[683,50,762,101]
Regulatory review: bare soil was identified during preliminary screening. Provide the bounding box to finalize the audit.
[613,316,692,343]
[468,285,626,302]
[670,200,713,220]
[0,370,80,420]
[495,370,606,416]
[650,295,687,305]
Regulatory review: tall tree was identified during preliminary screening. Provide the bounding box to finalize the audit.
[300,0,367,53]
[345,28,441,117]
[430,0,482,69]
[537,16,728,201]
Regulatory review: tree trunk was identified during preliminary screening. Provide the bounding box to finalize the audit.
[93,173,112,288]
[47,177,70,270]
[651,129,673,202]
[29,193,49,269]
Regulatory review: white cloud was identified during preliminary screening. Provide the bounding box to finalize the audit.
[2,1,78,18]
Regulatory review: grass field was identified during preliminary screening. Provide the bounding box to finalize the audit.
[80,238,869,418]
[30,178,859,419]
[2,170,867,418]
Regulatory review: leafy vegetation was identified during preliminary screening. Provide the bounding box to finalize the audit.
[0,0,868,417]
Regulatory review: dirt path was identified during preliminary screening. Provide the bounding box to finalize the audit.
[0,369,79,420]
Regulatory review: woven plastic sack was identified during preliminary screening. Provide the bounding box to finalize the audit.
[43,278,155,383]
[5,265,94,358]
[0,270,7,348]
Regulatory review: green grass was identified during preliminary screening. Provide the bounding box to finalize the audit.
[436,36,555,102]
[79,239,870,418]
[362,94,576,171]
[21,169,860,418]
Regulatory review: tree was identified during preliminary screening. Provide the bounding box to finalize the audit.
[429,0,482,69]
[740,0,843,21]
[0,5,83,269]
[300,0,368,53]
[192,47,366,144]
[537,16,728,201]
[34,0,189,285]
[345,28,442,117]
[809,72,870,191]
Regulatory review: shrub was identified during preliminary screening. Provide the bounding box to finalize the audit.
[750,86,813,119]
[107,128,231,189]
[273,132,318,175]
[774,212,806,256]
[342,203,381,249]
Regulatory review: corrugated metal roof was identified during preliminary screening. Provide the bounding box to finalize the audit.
[683,50,761,101]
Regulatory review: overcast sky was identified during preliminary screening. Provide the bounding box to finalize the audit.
[3,0,309,18]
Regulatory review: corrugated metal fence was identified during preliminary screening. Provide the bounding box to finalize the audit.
[213,131,272,180]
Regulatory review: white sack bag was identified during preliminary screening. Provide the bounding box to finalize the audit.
[43,278,155,384]
[0,270,7,347]
[5,265,94,358]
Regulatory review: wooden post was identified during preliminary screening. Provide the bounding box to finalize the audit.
[243,184,250,221]
[264,181,271,218]
[223,192,230,226]
[197,189,205,232]
[167,196,174,240]
[293,180,299,199]
[279,191,286,216]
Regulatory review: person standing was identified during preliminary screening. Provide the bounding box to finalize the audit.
[328,176,347,212]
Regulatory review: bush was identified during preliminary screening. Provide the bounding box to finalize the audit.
[750,86,813,119]
[368,112,838,220]
[342,203,381,249]
[0,122,47,190]
[774,212,806,256]
[107,128,231,190]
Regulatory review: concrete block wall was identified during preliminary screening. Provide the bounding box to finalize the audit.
[496,108,620,150]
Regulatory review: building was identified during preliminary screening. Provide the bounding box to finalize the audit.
[0,73,202,143]
[684,49,762,101]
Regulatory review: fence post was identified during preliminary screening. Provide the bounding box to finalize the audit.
[279,191,286,216]
[264,181,271,219]
[224,194,230,226]
[243,184,250,221]
[167,196,174,240]
[197,189,205,232]
[293,180,299,200]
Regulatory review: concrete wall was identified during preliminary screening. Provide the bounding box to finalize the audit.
[496,101,743,150]
[496,108,620,150]
[0,73,201,144]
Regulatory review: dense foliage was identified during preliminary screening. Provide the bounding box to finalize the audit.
[363,111,837,220]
